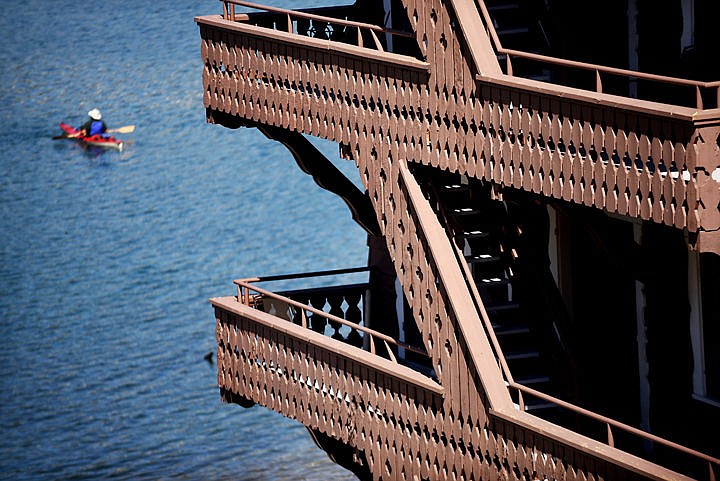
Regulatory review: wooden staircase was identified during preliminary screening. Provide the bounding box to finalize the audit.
[417,167,570,415]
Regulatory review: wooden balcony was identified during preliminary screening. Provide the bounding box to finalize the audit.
[196,0,720,255]
[210,271,445,480]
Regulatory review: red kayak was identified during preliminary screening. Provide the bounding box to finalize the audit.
[57,123,124,151]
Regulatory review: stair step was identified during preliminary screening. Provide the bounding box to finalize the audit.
[454,213,510,227]
[465,253,502,265]
[452,207,481,216]
[456,229,490,240]
[440,183,468,192]
[494,325,531,336]
[486,300,520,312]
[497,27,530,36]
[476,277,509,287]
[505,349,540,361]
[488,3,520,11]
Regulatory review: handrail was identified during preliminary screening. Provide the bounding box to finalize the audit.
[234,278,430,361]
[419,172,719,480]
[509,381,720,480]
[220,0,413,52]
[475,0,720,109]
[237,266,369,284]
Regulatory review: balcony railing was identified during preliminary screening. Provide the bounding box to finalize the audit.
[233,266,430,365]
[219,0,414,53]
[474,0,720,110]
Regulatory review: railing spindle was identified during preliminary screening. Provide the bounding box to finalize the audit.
[518,389,525,412]
[607,423,614,448]
[286,13,292,33]
[696,85,704,110]
[370,30,383,52]
[595,69,602,93]
[357,26,363,48]
[384,340,396,363]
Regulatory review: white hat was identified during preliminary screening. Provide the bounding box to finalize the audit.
[88,108,102,120]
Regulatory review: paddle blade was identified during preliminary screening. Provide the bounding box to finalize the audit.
[53,130,82,139]
[108,125,135,134]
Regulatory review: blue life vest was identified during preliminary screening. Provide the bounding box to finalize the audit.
[88,120,105,136]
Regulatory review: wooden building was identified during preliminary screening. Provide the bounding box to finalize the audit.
[196,0,719,479]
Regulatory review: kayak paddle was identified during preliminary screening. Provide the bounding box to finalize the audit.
[52,132,82,140]
[107,125,135,134]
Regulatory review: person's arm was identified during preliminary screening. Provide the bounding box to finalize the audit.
[79,120,92,133]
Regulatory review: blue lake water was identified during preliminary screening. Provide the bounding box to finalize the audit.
[0,1,366,479]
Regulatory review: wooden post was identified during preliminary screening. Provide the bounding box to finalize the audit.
[696,85,704,110]
[370,30,383,51]
[384,340,396,362]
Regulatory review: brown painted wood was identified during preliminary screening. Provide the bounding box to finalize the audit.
[197,2,720,479]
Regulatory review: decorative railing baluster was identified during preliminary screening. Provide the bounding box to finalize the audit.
[218,0,415,54]
[230,268,429,367]
[309,294,327,334]
[327,295,344,340]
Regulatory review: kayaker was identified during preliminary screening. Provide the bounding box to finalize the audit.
[78,108,108,137]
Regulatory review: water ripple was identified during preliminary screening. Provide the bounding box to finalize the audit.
[0,0,363,479]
